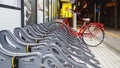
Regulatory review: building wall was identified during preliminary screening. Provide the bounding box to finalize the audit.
[0,0,21,32]
[0,7,21,32]
[0,0,60,32]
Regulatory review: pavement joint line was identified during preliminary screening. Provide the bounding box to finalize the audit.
[105,31,120,39]
[90,43,120,67]
[103,41,120,57]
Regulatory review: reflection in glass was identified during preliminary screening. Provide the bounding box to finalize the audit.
[24,0,32,26]
[44,0,49,23]
[52,0,59,21]
[37,0,43,23]
[49,0,52,22]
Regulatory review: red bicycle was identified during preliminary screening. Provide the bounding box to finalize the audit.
[55,18,104,47]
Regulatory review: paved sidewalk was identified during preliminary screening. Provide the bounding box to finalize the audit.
[72,28,120,68]
[89,43,120,68]
[104,28,120,54]
[88,28,120,68]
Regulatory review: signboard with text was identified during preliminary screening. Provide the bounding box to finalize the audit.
[61,3,72,18]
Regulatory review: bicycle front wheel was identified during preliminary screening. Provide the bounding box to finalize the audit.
[82,26,104,47]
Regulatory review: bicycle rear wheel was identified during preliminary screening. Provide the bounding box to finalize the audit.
[81,26,104,47]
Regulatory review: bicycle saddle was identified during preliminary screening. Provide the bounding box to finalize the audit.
[82,18,90,22]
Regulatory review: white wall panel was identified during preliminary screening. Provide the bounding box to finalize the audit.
[37,0,43,23]
[0,7,21,32]
[0,0,21,8]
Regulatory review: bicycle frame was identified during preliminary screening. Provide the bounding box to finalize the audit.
[61,19,104,38]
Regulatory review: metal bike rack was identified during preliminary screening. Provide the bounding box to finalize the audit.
[13,26,86,68]
[30,23,101,68]
[0,30,48,55]
[0,44,42,68]
[52,38,100,68]
[0,30,65,68]
[14,26,99,68]
[0,21,102,68]
[14,27,51,43]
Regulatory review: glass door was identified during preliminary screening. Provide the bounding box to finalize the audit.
[44,0,49,23]
[37,0,43,23]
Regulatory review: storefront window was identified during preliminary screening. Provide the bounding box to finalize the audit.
[51,0,59,21]
[49,0,52,22]
[24,0,37,26]
[37,0,43,23]
[51,0,54,21]
[44,0,49,23]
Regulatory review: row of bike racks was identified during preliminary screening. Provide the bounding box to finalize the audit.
[0,22,101,68]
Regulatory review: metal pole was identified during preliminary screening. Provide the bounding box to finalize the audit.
[73,13,77,30]
[115,1,118,29]
[94,3,96,22]
[98,4,101,23]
